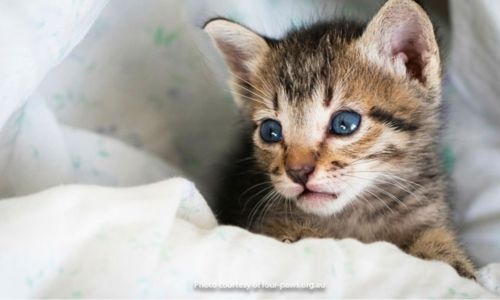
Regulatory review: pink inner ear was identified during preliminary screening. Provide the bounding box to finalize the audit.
[217,40,251,76]
[395,52,409,64]
[390,25,430,83]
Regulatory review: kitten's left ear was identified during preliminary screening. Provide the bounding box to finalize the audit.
[357,0,440,88]
[203,18,269,74]
[204,19,270,109]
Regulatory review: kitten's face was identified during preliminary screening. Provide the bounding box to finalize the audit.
[205,0,441,216]
[249,42,434,216]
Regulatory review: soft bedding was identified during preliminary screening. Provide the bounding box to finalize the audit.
[0,0,180,198]
[0,178,498,298]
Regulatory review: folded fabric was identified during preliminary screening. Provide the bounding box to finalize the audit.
[0,0,109,197]
[0,178,497,298]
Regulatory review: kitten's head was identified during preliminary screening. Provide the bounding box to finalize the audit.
[205,0,442,216]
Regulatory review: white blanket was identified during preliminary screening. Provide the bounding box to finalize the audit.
[0,178,498,298]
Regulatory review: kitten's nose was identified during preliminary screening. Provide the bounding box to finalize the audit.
[287,164,315,185]
[285,148,316,185]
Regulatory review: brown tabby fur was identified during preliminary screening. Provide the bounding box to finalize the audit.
[205,0,475,279]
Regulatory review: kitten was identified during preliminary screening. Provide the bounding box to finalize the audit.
[205,0,475,279]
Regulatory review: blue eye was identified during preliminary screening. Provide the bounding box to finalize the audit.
[330,111,361,136]
[260,119,283,143]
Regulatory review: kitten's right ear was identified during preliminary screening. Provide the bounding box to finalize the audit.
[203,19,270,86]
[357,0,440,88]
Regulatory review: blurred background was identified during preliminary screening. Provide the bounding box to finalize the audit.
[1,0,499,266]
[15,0,450,199]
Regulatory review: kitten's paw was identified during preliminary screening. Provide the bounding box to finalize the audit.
[408,227,477,280]
[452,259,477,280]
[280,236,300,243]
[412,251,476,280]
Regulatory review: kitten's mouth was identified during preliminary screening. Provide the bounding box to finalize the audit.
[298,190,338,202]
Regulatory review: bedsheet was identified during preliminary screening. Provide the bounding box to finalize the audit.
[0,178,498,298]
[0,0,180,198]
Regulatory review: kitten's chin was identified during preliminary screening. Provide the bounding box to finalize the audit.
[296,192,351,216]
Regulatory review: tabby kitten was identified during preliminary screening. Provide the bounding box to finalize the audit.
[205,0,475,279]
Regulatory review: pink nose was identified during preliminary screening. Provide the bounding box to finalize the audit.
[285,147,316,185]
[286,164,315,185]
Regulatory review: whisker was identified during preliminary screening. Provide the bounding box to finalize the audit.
[256,190,282,227]
[343,180,377,211]
[343,174,409,209]
[241,184,274,213]
[342,172,429,208]
[229,75,273,106]
[248,189,276,229]
[228,89,270,107]
[230,73,271,101]
[348,172,426,200]
[247,194,269,229]
[309,170,427,212]
[361,185,395,214]
[235,156,256,164]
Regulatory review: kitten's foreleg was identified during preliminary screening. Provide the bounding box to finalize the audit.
[407,227,476,279]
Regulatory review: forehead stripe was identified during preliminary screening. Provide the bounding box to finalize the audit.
[272,92,279,111]
[324,86,333,107]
